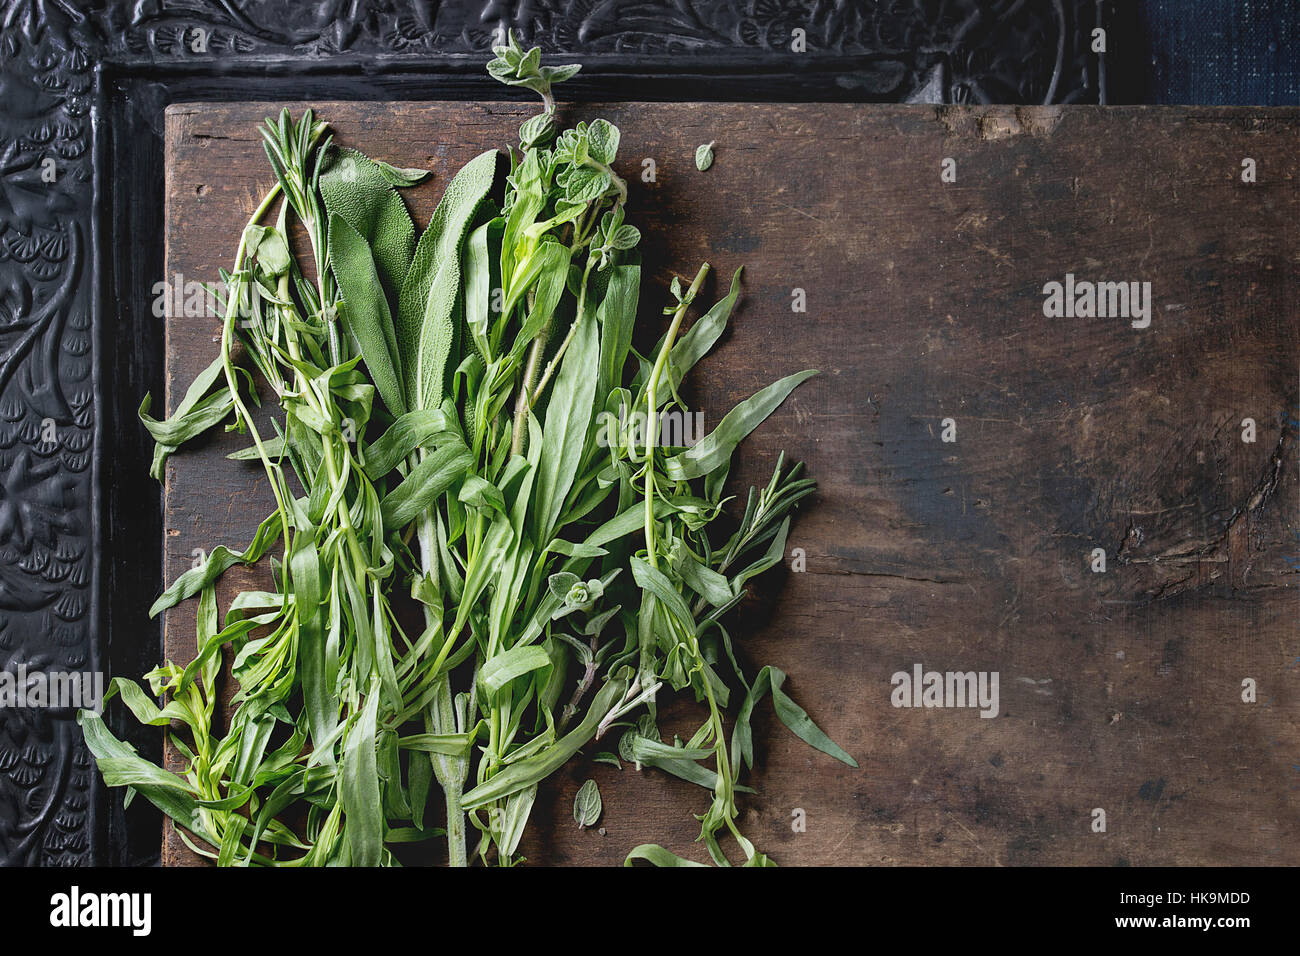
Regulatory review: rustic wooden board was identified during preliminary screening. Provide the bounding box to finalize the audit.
[161,101,1299,867]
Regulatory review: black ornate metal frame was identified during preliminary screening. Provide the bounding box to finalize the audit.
[0,0,1119,866]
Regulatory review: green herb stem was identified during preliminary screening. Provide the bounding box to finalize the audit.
[530,256,597,405]
[643,262,710,568]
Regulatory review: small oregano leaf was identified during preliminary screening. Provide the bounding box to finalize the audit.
[695,141,716,171]
[574,779,602,828]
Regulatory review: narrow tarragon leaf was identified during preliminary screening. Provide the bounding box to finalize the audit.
[292,535,335,764]
[509,242,571,358]
[729,516,791,595]
[398,732,474,756]
[500,148,546,283]
[663,369,818,481]
[624,844,708,867]
[379,443,473,530]
[572,501,652,557]
[139,384,231,447]
[341,687,383,867]
[458,474,507,515]
[678,552,732,606]
[478,645,552,696]
[385,827,447,843]
[631,737,713,763]
[362,408,452,479]
[630,556,695,638]
[465,217,504,345]
[769,667,858,767]
[668,266,741,393]
[227,435,284,461]
[462,676,628,809]
[79,710,205,835]
[597,261,641,397]
[732,665,858,771]
[499,785,538,857]
[149,510,285,617]
[101,677,188,727]
[140,381,235,481]
[532,309,598,544]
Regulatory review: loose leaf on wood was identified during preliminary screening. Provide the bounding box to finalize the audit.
[573,779,602,828]
[732,665,857,771]
[149,510,285,617]
[138,354,233,480]
[695,141,715,171]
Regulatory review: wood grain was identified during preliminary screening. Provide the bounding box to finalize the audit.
[162,101,1299,866]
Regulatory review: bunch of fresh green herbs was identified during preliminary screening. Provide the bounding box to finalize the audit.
[81,33,856,867]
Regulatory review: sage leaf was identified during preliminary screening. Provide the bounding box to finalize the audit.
[372,159,432,187]
[319,146,417,305]
[329,213,407,416]
[398,149,499,410]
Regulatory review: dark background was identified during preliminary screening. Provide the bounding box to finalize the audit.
[0,0,1295,867]
[1141,0,1300,104]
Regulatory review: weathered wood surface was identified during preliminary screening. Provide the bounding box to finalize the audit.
[162,102,1299,866]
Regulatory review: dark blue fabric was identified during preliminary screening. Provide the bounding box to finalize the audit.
[1139,0,1300,104]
